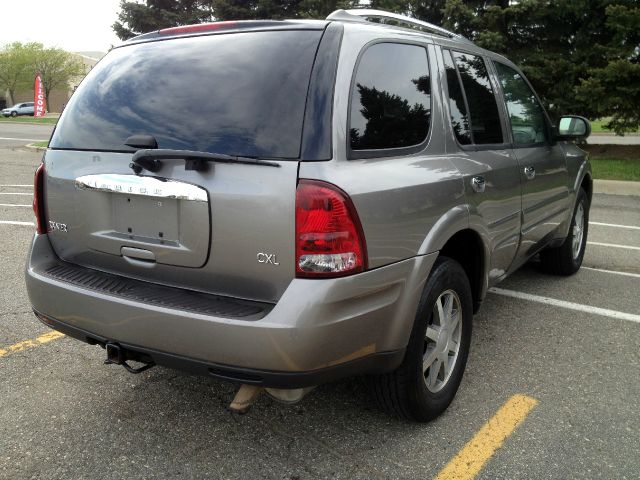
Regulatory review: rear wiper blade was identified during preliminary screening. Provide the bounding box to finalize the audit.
[129,149,281,174]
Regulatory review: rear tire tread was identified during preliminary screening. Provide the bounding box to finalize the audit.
[370,256,472,422]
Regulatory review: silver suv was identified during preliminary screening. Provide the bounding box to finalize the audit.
[26,9,592,421]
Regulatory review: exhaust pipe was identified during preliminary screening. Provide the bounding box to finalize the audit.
[228,385,317,413]
[229,385,264,414]
[266,386,316,404]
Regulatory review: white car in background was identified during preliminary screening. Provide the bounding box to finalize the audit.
[2,102,35,117]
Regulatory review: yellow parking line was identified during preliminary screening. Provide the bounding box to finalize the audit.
[0,331,65,358]
[435,394,539,480]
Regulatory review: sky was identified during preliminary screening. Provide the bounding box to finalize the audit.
[2,0,123,53]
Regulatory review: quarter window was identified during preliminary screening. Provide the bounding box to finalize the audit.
[349,43,431,153]
[494,62,548,145]
[447,50,504,145]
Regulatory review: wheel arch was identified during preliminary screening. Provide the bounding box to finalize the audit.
[417,205,488,314]
[439,229,487,313]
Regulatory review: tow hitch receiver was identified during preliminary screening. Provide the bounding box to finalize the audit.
[104,342,155,374]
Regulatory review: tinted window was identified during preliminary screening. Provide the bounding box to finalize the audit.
[452,51,503,144]
[350,43,431,152]
[443,50,472,145]
[50,30,322,158]
[494,62,547,145]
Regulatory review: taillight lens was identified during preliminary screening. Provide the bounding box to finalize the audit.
[295,180,367,278]
[33,163,46,234]
[159,21,238,35]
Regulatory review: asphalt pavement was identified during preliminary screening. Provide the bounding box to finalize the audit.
[0,139,638,479]
[0,123,53,148]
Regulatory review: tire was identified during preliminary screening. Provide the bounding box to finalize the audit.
[10,111,17,117]
[370,256,473,422]
[540,188,589,276]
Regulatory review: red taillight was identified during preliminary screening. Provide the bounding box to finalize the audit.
[33,163,46,234]
[295,180,367,278]
[159,21,238,35]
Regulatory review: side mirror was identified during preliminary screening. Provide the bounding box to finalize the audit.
[555,115,591,140]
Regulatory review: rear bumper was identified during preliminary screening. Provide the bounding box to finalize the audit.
[26,234,437,386]
[34,311,404,388]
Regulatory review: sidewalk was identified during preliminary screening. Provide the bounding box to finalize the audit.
[594,179,640,196]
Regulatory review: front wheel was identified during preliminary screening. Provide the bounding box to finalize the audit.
[10,111,17,117]
[540,187,589,275]
[370,256,473,422]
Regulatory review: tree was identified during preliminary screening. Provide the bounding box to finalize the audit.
[436,0,640,134]
[0,42,37,105]
[575,3,640,133]
[111,0,640,133]
[32,46,85,111]
[0,43,84,112]
[113,0,213,40]
[112,0,360,39]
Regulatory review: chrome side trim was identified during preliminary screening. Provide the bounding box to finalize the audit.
[75,174,208,202]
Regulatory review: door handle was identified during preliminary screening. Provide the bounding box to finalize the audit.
[471,176,486,193]
[524,166,536,179]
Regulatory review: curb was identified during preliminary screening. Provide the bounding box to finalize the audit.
[594,179,640,196]
[25,143,47,151]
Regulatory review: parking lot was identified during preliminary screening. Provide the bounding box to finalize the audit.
[1,132,639,479]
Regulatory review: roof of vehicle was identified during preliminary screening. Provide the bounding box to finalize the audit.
[122,19,329,46]
[121,9,475,49]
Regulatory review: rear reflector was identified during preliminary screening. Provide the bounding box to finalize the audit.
[159,21,238,35]
[295,180,367,278]
[33,163,46,234]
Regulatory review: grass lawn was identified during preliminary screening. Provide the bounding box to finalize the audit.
[31,141,49,148]
[583,144,640,181]
[590,118,640,134]
[590,157,640,182]
[0,116,58,125]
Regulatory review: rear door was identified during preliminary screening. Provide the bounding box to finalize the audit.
[440,48,522,283]
[492,61,569,256]
[44,27,328,303]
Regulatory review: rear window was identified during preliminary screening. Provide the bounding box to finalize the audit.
[50,30,323,159]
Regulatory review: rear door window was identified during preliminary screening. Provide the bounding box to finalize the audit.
[349,42,431,156]
[443,50,472,145]
[494,62,548,145]
[444,50,504,145]
[49,30,323,159]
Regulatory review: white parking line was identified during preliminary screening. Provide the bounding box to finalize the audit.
[489,287,640,324]
[0,185,32,187]
[591,221,640,231]
[0,137,42,142]
[0,220,34,226]
[582,266,640,279]
[0,203,31,207]
[0,193,32,196]
[588,241,640,251]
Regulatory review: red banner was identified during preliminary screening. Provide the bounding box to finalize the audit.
[34,75,46,117]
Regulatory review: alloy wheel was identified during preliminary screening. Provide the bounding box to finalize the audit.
[423,289,462,393]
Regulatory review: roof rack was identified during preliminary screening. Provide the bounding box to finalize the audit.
[326,9,472,43]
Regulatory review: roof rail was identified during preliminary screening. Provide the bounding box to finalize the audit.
[326,9,472,43]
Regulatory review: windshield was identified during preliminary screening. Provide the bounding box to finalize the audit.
[50,30,323,159]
